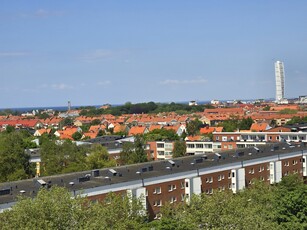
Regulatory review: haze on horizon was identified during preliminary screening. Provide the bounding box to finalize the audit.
[1,1,307,108]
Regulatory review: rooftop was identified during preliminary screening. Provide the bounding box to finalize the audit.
[1,142,306,206]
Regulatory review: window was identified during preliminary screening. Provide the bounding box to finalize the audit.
[180,181,185,189]
[232,172,235,177]
[185,181,189,187]
[154,200,162,207]
[170,196,177,203]
[196,144,203,149]
[293,160,298,165]
[157,143,164,148]
[206,177,213,183]
[153,187,161,194]
[154,213,162,220]
[249,168,254,174]
[181,194,185,201]
[228,145,233,149]
[218,174,224,181]
[168,184,176,192]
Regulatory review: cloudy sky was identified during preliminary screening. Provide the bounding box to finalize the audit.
[1,1,307,108]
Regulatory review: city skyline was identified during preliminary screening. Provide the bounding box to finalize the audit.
[1,1,307,108]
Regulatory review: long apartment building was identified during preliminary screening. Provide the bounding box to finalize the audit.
[213,131,307,143]
[149,140,268,161]
[1,142,307,219]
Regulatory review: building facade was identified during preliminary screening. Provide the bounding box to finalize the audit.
[275,60,285,102]
[1,142,307,220]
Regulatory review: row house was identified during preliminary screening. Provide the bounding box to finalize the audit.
[40,117,63,129]
[213,131,307,143]
[148,140,267,160]
[1,142,306,220]
[0,119,43,130]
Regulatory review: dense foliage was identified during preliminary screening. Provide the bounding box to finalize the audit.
[144,129,179,141]
[0,130,36,182]
[119,135,148,164]
[0,175,306,229]
[286,116,307,125]
[79,102,213,116]
[221,117,254,132]
[40,140,115,176]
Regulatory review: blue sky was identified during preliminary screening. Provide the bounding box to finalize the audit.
[1,1,307,108]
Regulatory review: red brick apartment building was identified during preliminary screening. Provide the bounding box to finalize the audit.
[1,142,307,219]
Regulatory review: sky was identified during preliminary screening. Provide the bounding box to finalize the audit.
[1,1,307,108]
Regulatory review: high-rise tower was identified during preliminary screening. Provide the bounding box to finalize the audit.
[275,61,285,101]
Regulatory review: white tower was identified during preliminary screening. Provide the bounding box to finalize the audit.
[275,61,285,101]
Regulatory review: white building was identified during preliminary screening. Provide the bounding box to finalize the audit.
[275,61,285,102]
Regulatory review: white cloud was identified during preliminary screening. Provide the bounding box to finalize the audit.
[35,9,49,18]
[38,83,74,90]
[98,80,111,86]
[51,83,74,90]
[159,77,208,85]
[36,9,64,18]
[81,49,114,62]
[0,52,29,57]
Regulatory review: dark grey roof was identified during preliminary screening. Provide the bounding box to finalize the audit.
[1,142,306,206]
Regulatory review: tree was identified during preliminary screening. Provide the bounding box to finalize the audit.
[0,187,147,229]
[186,119,203,136]
[172,140,186,158]
[5,125,15,133]
[144,129,179,141]
[119,142,135,165]
[0,187,87,230]
[96,129,106,137]
[40,139,87,176]
[238,117,254,130]
[274,174,307,229]
[0,131,31,182]
[131,135,148,163]
[72,131,82,141]
[119,135,147,164]
[86,144,116,169]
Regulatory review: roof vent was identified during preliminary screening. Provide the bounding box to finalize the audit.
[168,160,175,167]
[0,188,11,196]
[92,170,100,177]
[108,169,117,176]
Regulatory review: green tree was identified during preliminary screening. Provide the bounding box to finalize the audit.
[238,117,254,130]
[119,135,147,164]
[144,129,179,141]
[131,135,148,163]
[5,125,15,133]
[72,131,82,141]
[274,174,307,229]
[172,140,186,158]
[86,144,116,169]
[119,141,135,164]
[0,131,31,182]
[186,118,203,136]
[0,187,91,230]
